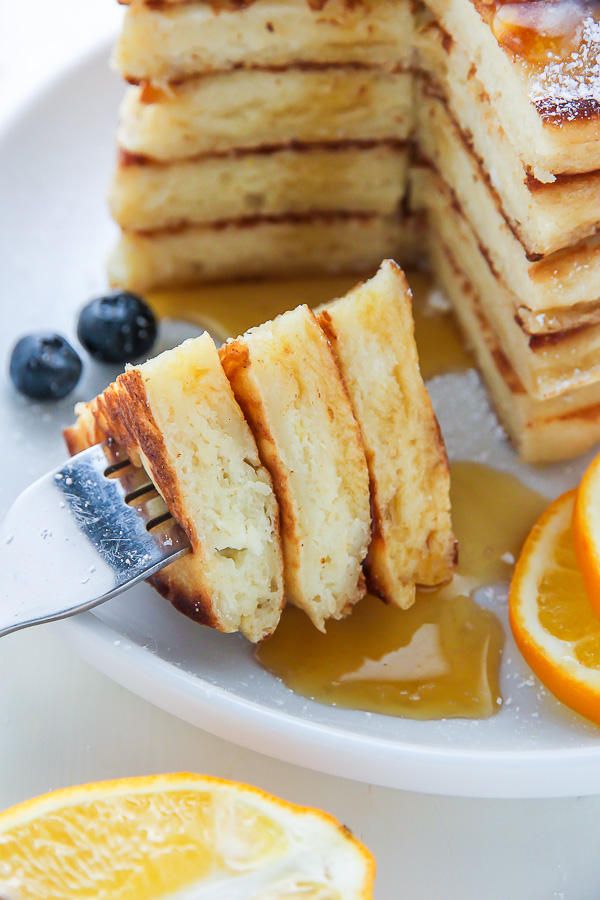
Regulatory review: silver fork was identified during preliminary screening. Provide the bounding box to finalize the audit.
[0,442,190,638]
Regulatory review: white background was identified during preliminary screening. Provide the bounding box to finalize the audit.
[1,1,600,896]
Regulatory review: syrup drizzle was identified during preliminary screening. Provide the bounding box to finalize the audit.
[490,0,598,62]
[148,270,474,379]
[255,462,547,720]
[481,0,600,118]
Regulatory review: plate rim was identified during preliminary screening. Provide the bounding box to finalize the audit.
[58,611,600,799]
[6,36,600,801]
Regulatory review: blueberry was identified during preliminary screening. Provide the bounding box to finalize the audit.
[9,333,82,401]
[77,291,157,364]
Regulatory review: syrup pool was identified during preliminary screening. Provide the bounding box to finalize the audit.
[148,270,473,380]
[149,271,544,720]
[255,462,547,720]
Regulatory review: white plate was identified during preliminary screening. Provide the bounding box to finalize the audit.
[3,42,600,800]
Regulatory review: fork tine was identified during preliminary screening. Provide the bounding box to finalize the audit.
[124,482,160,506]
[0,442,190,638]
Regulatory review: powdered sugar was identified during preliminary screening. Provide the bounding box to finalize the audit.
[529,16,600,119]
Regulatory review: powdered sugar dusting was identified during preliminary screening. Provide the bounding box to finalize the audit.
[530,16,600,119]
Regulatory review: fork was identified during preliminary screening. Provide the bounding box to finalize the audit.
[0,441,190,638]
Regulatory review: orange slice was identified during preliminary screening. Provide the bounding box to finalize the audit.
[0,773,374,899]
[509,490,600,726]
[572,450,600,620]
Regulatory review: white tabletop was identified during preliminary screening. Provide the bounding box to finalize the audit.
[2,3,600,898]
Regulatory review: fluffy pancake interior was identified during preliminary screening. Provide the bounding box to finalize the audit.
[318,260,455,607]
[117,68,414,161]
[141,336,284,638]
[109,144,409,231]
[116,0,415,82]
[67,334,284,643]
[220,305,371,630]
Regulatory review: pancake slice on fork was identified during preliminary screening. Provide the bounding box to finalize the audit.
[64,332,284,642]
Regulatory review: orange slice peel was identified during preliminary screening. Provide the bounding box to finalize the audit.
[0,772,375,899]
[572,450,600,622]
[509,490,600,727]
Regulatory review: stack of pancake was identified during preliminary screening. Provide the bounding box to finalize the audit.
[108,0,418,290]
[413,1,600,463]
[106,0,600,464]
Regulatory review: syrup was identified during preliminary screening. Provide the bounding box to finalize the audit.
[489,0,600,63]
[255,463,548,720]
[148,270,473,380]
[410,271,474,379]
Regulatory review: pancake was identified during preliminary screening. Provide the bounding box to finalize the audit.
[220,305,371,630]
[118,67,414,161]
[63,334,285,642]
[110,143,409,230]
[317,260,455,607]
[108,212,422,292]
[418,89,600,314]
[417,20,600,257]
[425,0,600,178]
[414,166,600,400]
[430,238,600,463]
[115,0,414,82]
[516,299,600,337]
